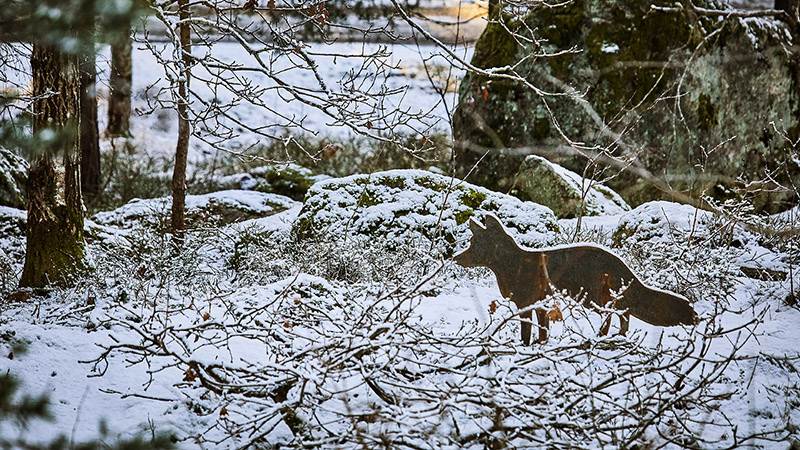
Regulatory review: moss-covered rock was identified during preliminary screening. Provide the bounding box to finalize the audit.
[292,169,560,255]
[92,190,298,230]
[516,155,629,218]
[0,146,27,209]
[453,0,799,213]
[207,164,329,201]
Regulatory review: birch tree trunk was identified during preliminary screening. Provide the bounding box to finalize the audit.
[20,43,87,288]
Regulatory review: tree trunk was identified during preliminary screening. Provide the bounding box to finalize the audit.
[20,43,87,289]
[171,0,191,243]
[79,16,101,201]
[107,25,132,137]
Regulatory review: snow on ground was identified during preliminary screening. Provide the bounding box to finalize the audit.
[2,40,469,170]
[0,321,188,445]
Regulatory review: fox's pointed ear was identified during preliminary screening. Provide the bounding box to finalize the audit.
[484,214,505,233]
[468,217,486,234]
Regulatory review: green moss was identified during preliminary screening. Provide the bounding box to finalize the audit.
[470,15,520,70]
[357,190,380,207]
[454,208,474,225]
[257,167,315,201]
[696,94,717,132]
[379,176,407,189]
[416,176,447,191]
[459,189,487,209]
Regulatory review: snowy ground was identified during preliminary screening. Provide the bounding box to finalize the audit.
[2,39,468,170]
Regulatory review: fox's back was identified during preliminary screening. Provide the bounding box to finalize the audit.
[543,245,636,305]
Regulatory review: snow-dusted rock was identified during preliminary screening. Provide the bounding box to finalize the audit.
[0,146,27,208]
[208,164,329,201]
[612,201,726,247]
[612,201,789,279]
[92,190,298,229]
[293,169,560,254]
[516,155,629,218]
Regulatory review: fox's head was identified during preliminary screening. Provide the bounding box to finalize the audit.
[453,215,517,268]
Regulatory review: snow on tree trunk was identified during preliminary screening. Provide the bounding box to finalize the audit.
[20,43,87,289]
[171,0,191,243]
[107,25,132,137]
[79,15,101,201]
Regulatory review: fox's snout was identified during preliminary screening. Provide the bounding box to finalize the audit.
[453,248,475,267]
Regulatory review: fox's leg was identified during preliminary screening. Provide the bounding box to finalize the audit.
[519,309,532,345]
[535,308,550,343]
[620,311,630,336]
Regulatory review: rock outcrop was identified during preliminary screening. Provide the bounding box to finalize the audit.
[206,164,329,201]
[292,169,560,255]
[92,190,297,230]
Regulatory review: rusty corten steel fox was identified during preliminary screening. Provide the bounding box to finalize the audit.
[454,215,699,345]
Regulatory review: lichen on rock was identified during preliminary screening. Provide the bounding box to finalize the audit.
[292,169,560,255]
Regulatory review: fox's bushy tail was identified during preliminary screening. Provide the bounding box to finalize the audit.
[622,282,699,327]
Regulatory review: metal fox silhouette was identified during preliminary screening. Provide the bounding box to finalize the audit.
[454,215,699,344]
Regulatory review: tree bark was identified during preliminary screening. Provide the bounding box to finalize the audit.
[79,14,101,201]
[20,43,87,289]
[171,0,191,243]
[107,25,132,137]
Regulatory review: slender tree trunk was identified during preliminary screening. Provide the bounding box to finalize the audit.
[171,0,191,242]
[20,43,87,289]
[79,13,101,201]
[107,25,132,137]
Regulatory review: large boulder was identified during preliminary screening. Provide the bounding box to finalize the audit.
[293,169,560,255]
[0,146,27,208]
[516,155,629,218]
[453,0,799,212]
